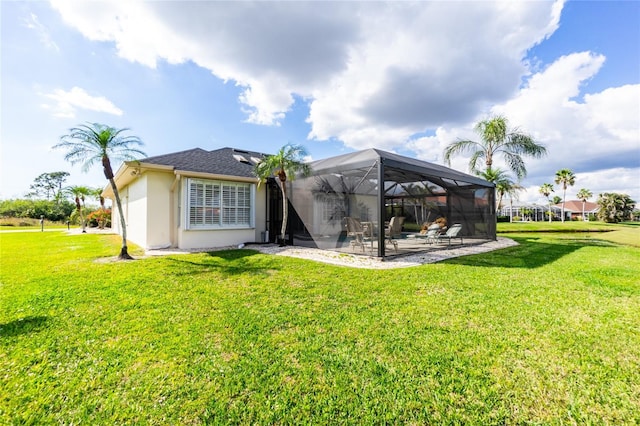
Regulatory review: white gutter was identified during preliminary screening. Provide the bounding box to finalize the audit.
[174,169,259,184]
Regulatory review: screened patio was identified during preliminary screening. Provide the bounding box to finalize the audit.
[287,149,496,258]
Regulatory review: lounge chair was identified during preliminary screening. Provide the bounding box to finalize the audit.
[436,223,463,246]
[415,223,441,244]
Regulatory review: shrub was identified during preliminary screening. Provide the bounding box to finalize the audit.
[597,193,636,223]
[86,209,111,228]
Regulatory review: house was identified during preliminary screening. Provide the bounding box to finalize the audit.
[554,200,599,220]
[103,146,497,257]
[102,147,274,250]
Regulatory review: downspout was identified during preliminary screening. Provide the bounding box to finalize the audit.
[170,172,181,247]
[377,158,385,258]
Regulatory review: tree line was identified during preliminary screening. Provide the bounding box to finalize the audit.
[1,171,108,225]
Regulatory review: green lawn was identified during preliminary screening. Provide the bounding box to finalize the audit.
[498,220,640,247]
[1,229,639,424]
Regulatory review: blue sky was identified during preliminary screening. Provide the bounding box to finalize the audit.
[1,0,638,205]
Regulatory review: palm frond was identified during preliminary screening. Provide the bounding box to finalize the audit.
[254,143,311,185]
[503,152,527,179]
[443,139,481,166]
[504,134,547,157]
[468,150,485,175]
[55,122,146,174]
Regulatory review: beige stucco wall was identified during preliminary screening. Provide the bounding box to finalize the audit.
[123,174,149,249]
[178,227,259,249]
[111,170,268,251]
[145,171,175,249]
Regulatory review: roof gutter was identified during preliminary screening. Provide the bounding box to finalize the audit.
[175,169,259,184]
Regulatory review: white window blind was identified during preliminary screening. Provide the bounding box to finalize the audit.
[187,179,252,229]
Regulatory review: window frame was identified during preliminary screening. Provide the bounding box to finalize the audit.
[185,178,255,230]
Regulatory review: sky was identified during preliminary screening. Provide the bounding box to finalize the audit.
[1,0,639,207]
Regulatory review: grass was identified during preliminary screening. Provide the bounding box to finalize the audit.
[497,219,634,233]
[498,220,640,247]
[1,228,639,424]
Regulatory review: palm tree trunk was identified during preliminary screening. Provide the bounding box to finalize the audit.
[109,178,133,259]
[80,209,86,233]
[102,155,132,259]
[279,181,288,245]
[509,197,513,222]
[81,197,87,233]
[561,187,566,222]
[76,196,86,233]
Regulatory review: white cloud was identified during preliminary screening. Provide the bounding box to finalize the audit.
[49,0,562,136]
[41,86,123,118]
[489,53,639,201]
[406,52,640,204]
[47,0,638,202]
[24,12,59,51]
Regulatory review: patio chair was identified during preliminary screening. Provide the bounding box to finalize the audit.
[436,223,463,246]
[385,216,404,239]
[382,216,404,253]
[344,217,372,252]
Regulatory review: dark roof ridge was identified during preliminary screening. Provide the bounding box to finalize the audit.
[141,147,208,163]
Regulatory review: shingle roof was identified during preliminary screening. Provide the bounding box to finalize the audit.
[554,200,599,212]
[141,147,267,178]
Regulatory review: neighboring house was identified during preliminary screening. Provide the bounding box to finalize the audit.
[499,203,562,221]
[554,200,599,220]
[102,147,272,250]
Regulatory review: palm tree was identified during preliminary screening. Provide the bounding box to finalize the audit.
[67,185,92,232]
[54,123,146,259]
[576,188,593,221]
[476,168,521,211]
[444,115,547,180]
[254,144,311,245]
[539,183,554,223]
[554,168,576,223]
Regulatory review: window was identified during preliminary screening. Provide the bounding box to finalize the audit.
[187,179,253,229]
[320,196,346,222]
